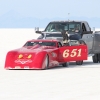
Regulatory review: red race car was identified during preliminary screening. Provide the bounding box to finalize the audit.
[4,39,87,69]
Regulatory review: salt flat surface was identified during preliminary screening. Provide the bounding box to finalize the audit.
[0,29,100,100]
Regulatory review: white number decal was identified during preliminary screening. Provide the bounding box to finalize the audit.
[70,49,77,57]
[63,49,82,58]
[63,49,70,58]
[77,49,82,57]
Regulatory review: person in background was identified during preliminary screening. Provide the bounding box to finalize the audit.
[75,25,80,32]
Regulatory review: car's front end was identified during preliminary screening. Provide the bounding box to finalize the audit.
[4,44,51,70]
[4,40,59,70]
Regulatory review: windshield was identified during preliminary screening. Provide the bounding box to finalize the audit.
[24,41,56,47]
[45,22,81,33]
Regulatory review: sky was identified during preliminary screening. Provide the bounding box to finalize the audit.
[0,0,100,28]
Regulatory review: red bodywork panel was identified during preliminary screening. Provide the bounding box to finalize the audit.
[4,39,87,69]
[59,45,87,62]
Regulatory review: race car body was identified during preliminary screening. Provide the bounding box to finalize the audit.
[4,39,87,69]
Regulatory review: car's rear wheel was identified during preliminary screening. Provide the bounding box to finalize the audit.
[76,61,83,65]
[75,40,85,65]
[62,62,68,67]
[92,54,98,63]
[44,55,49,69]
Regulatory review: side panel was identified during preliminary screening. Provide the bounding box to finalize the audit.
[92,33,100,53]
[58,45,87,62]
[82,34,94,54]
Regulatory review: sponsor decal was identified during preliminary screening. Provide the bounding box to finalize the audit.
[15,59,32,64]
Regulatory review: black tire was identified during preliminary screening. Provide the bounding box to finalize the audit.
[76,40,85,65]
[92,54,98,63]
[44,55,49,69]
[62,62,68,67]
[76,61,83,65]
[97,54,100,62]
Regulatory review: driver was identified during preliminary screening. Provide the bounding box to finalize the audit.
[61,30,69,46]
[75,25,80,32]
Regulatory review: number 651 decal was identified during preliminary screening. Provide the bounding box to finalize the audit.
[63,49,82,58]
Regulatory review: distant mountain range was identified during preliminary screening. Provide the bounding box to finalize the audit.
[0,10,100,28]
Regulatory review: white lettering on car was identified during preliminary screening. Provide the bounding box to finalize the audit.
[15,59,32,64]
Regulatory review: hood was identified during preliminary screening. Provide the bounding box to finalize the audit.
[8,44,56,54]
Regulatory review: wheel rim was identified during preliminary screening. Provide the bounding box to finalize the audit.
[44,55,48,69]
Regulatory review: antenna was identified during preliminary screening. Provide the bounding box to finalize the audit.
[93,27,95,33]
[68,13,70,21]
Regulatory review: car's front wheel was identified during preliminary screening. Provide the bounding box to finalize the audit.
[44,55,49,69]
